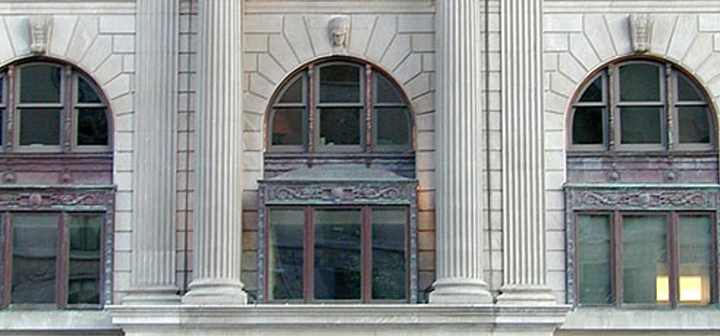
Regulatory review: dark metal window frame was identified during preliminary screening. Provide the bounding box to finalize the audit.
[264,205,410,303]
[568,58,715,153]
[565,184,720,309]
[266,58,415,154]
[0,60,112,154]
[0,185,115,309]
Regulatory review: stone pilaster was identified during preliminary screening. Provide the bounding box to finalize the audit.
[429,0,492,304]
[125,0,179,304]
[497,0,555,305]
[182,0,247,304]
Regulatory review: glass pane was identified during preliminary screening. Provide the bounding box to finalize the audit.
[278,75,303,104]
[572,107,604,145]
[0,76,4,104]
[268,209,304,301]
[272,108,304,146]
[678,215,713,305]
[577,215,612,304]
[319,64,360,103]
[371,209,406,300]
[678,75,702,102]
[622,215,667,305]
[679,107,711,144]
[68,215,102,305]
[12,215,58,304]
[319,108,361,146]
[77,108,109,146]
[579,77,603,102]
[20,64,62,103]
[620,64,661,102]
[77,77,102,104]
[376,107,410,147]
[314,209,361,300]
[19,108,61,146]
[375,73,403,104]
[620,107,662,144]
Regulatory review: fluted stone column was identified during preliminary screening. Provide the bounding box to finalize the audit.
[497,0,555,305]
[429,0,492,304]
[125,0,179,304]
[182,0,247,304]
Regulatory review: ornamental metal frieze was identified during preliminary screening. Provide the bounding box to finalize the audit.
[568,188,717,210]
[0,188,113,210]
[265,182,413,204]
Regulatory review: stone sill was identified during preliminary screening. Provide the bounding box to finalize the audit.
[0,310,118,332]
[561,309,720,331]
[107,304,570,329]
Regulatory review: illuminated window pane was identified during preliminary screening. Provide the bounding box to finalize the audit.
[268,209,304,301]
[622,215,667,305]
[577,215,612,304]
[678,215,713,305]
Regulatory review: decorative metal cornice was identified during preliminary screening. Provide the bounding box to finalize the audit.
[261,181,416,205]
[565,184,720,211]
[0,185,115,211]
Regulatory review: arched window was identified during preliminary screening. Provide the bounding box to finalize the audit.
[268,60,412,153]
[259,59,418,303]
[570,59,713,152]
[565,58,718,309]
[0,60,113,309]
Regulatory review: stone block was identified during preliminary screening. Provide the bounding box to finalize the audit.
[650,14,675,55]
[394,53,422,84]
[244,33,267,53]
[113,35,134,53]
[99,15,134,34]
[398,14,433,33]
[94,54,123,86]
[415,109,435,131]
[242,151,262,171]
[544,33,568,52]
[123,54,134,73]
[545,170,565,191]
[269,34,299,72]
[115,231,132,252]
[114,211,132,232]
[382,34,411,71]
[115,172,133,192]
[667,15,698,62]
[243,53,258,72]
[697,53,720,84]
[411,33,434,53]
[243,131,263,152]
[416,130,435,151]
[549,72,576,99]
[422,53,435,72]
[81,35,112,72]
[683,33,712,72]
[104,73,131,99]
[67,15,99,62]
[244,92,268,114]
[418,251,435,271]
[114,130,134,151]
[412,91,434,115]
[258,53,285,85]
[349,15,375,57]
[544,105,566,131]
[699,14,720,32]
[114,251,131,271]
[545,14,583,32]
[304,15,332,57]
[249,72,275,99]
[5,16,30,57]
[244,14,283,33]
[366,15,396,62]
[417,230,435,250]
[604,14,632,55]
[585,15,616,61]
[557,54,587,87]
[417,210,435,231]
[49,15,77,58]
[417,170,435,191]
[570,34,600,71]
[284,16,314,61]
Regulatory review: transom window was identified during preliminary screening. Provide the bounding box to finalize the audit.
[0,62,110,152]
[576,211,716,308]
[268,60,412,153]
[267,206,408,303]
[570,60,713,151]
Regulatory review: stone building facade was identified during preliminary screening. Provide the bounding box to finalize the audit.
[0,0,718,335]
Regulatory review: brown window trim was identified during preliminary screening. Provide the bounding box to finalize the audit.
[265,205,410,304]
[574,210,717,309]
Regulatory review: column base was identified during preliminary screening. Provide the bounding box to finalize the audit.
[429,278,493,304]
[123,287,180,305]
[182,278,247,304]
[496,285,556,306]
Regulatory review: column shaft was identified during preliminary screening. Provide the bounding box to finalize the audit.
[183,0,246,304]
[429,0,492,304]
[126,0,179,304]
[497,0,555,304]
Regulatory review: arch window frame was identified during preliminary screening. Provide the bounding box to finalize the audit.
[569,59,715,153]
[267,59,414,154]
[0,61,111,154]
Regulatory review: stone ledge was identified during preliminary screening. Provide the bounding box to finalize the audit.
[106,304,570,328]
[561,309,720,331]
[0,310,118,332]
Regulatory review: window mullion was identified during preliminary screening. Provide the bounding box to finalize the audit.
[361,206,372,302]
[365,65,372,153]
[607,67,616,151]
[666,64,675,150]
[308,65,315,154]
[7,65,14,152]
[1,213,10,308]
[669,212,678,308]
[614,211,623,307]
[304,206,313,303]
[63,67,73,152]
[56,212,68,309]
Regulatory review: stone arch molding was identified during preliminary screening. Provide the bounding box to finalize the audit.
[0,15,132,121]
[243,13,435,141]
[549,13,720,109]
